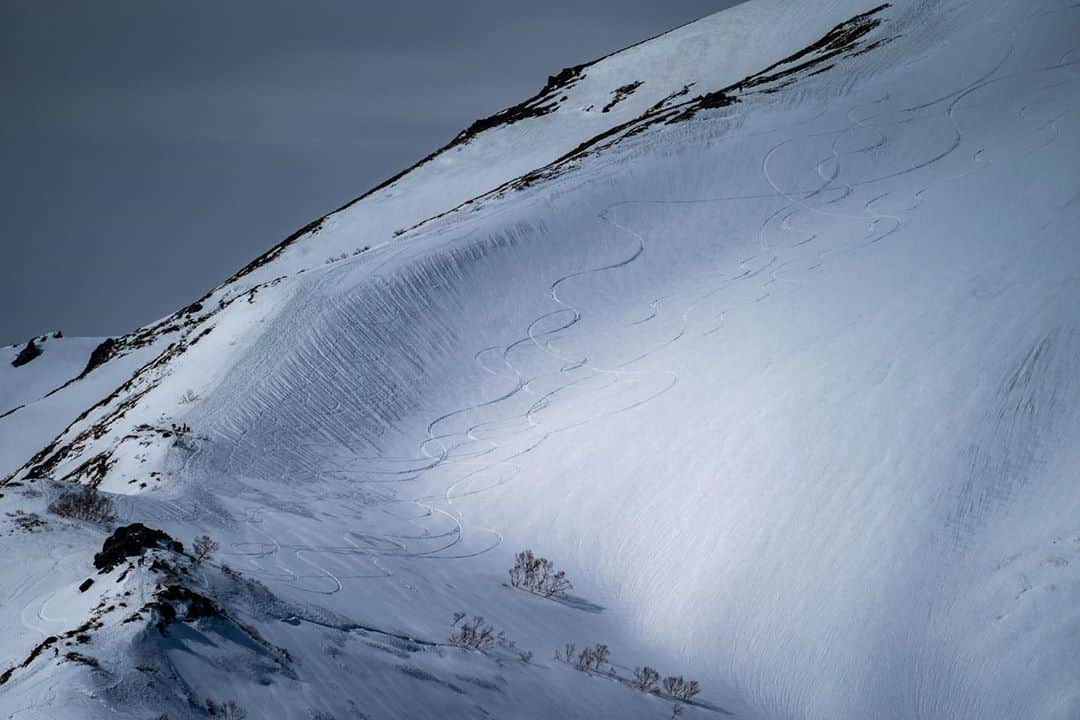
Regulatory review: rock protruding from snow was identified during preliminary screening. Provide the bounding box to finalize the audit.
[11,340,42,368]
[93,523,183,573]
[79,337,118,379]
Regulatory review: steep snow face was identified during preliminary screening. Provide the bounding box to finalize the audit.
[4,0,1080,718]
[0,335,172,479]
[231,0,891,289]
[0,335,143,477]
[0,0,894,493]
[1,335,100,416]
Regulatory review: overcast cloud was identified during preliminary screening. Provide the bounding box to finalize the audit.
[1,1,738,344]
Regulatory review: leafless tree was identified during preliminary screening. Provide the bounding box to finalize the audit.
[574,643,610,673]
[544,569,572,597]
[48,486,116,524]
[633,666,660,693]
[7,510,46,533]
[663,675,700,701]
[508,549,573,597]
[592,644,610,671]
[508,550,536,588]
[449,613,496,650]
[192,535,219,564]
[206,699,246,719]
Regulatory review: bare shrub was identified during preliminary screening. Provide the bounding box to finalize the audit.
[662,675,700,701]
[633,666,660,693]
[449,612,496,650]
[206,699,247,719]
[555,642,703,706]
[575,646,596,671]
[545,569,572,597]
[508,549,572,597]
[592,643,610,671]
[48,486,116,524]
[222,701,247,720]
[573,643,610,673]
[64,651,99,667]
[6,510,46,533]
[192,535,219,564]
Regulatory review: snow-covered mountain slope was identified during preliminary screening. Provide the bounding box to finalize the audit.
[3,0,1080,718]
[1,335,99,416]
[0,334,153,480]
[1,0,897,493]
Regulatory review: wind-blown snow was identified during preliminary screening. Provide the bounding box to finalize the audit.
[3,0,1080,718]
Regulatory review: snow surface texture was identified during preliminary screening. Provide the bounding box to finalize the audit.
[1,335,96,416]
[3,0,1080,717]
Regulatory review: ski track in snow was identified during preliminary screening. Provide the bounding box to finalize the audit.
[8,2,1080,717]
[163,3,1079,608]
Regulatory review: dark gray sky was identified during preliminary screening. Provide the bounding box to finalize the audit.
[2,1,737,345]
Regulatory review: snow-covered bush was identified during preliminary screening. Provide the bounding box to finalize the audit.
[48,486,116,524]
[508,549,572,597]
